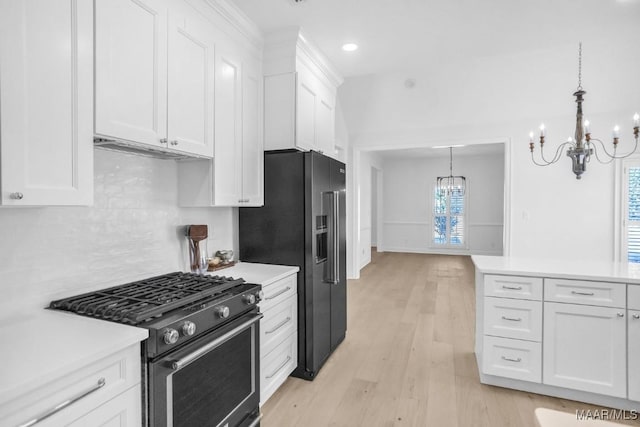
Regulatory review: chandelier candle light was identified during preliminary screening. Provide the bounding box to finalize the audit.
[529,43,639,179]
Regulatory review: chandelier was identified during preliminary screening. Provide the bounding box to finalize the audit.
[437,147,466,196]
[529,43,639,179]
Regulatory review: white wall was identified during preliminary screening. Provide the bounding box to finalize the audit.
[371,168,378,247]
[0,149,235,318]
[381,152,504,255]
[339,41,640,262]
[356,151,383,270]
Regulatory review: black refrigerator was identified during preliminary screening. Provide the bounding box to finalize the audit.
[239,150,347,380]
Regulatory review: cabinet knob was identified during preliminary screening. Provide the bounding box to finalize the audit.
[170,140,179,146]
[617,312,625,318]
[633,314,640,320]
[160,138,168,144]
[10,192,24,200]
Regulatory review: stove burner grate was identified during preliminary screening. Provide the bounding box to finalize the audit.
[49,272,245,324]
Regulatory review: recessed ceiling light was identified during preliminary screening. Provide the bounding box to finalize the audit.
[342,43,358,52]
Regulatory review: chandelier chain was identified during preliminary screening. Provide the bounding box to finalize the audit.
[577,42,582,90]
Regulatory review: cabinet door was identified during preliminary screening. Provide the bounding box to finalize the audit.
[166,3,215,157]
[0,0,93,206]
[213,50,243,205]
[67,385,141,427]
[630,309,640,401]
[543,302,626,397]
[295,64,318,152]
[242,59,264,206]
[95,0,168,148]
[316,86,336,157]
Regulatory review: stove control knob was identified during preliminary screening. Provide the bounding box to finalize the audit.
[255,290,264,302]
[243,294,256,305]
[215,305,230,319]
[181,321,196,336]
[163,328,179,345]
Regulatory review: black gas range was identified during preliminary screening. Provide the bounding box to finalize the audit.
[50,272,263,427]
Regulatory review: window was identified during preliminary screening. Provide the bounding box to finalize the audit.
[624,162,640,262]
[433,185,466,247]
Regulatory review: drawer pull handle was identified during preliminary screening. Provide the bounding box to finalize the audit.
[501,316,522,322]
[266,317,292,334]
[633,314,640,319]
[501,356,522,363]
[265,286,292,301]
[501,285,522,290]
[266,356,292,379]
[18,377,106,427]
[571,291,595,296]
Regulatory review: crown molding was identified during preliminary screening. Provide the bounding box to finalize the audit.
[264,27,343,88]
[202,0,264,52]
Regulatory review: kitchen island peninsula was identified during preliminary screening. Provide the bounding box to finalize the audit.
[472,255,640,411]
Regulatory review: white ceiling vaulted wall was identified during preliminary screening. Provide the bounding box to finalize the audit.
[229,0,640,78]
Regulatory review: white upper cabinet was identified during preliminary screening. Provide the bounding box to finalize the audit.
[0,0,93,206]
[167,3,215,157]
[241,57,264,206]
[95,0,214,158]
[94,0,168,149]
[263,28,343,160]
[177,8,264,207]
[212,48,244,205]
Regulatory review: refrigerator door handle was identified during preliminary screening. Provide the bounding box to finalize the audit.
[330,190,340,285]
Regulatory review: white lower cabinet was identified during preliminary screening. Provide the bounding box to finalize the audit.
[259,273,298,405]
[3,344,141,427]
[629,308,640,402]
[67,384,141,427]
[543,302,626,398]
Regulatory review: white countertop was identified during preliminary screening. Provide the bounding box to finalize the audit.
[0,309,147,406]
[472,255,640,284]
[0,263,296,408]
[212,262,299,286]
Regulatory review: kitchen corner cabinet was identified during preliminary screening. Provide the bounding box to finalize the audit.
[264,62,336,157]
[178,53,264,207]
[0,0,93,206]
[95,0,215,158]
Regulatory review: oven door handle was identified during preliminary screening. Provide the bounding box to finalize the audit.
[170,313,263,371]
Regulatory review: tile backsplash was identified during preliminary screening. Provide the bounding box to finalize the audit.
[0,149,235,317]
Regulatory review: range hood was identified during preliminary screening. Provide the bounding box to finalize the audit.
[94,137,209,160]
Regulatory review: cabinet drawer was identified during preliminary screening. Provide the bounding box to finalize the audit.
[482,336,541,383]
[261,332,297,405]
[260,273,297,311]
[544,278,626,308]
[2,344,141,427]
[484,275,542,300]
[484,297,542,341]
[261,294,297,357]
[629,285,640,310]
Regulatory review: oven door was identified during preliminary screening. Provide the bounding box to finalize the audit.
[148,312,262,427]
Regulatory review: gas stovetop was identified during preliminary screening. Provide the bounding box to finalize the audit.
[49,272,263,357]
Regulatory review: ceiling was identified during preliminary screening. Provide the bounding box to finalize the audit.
[230,0,640,78]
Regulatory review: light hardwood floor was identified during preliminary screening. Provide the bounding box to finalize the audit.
[261,252,640,426]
